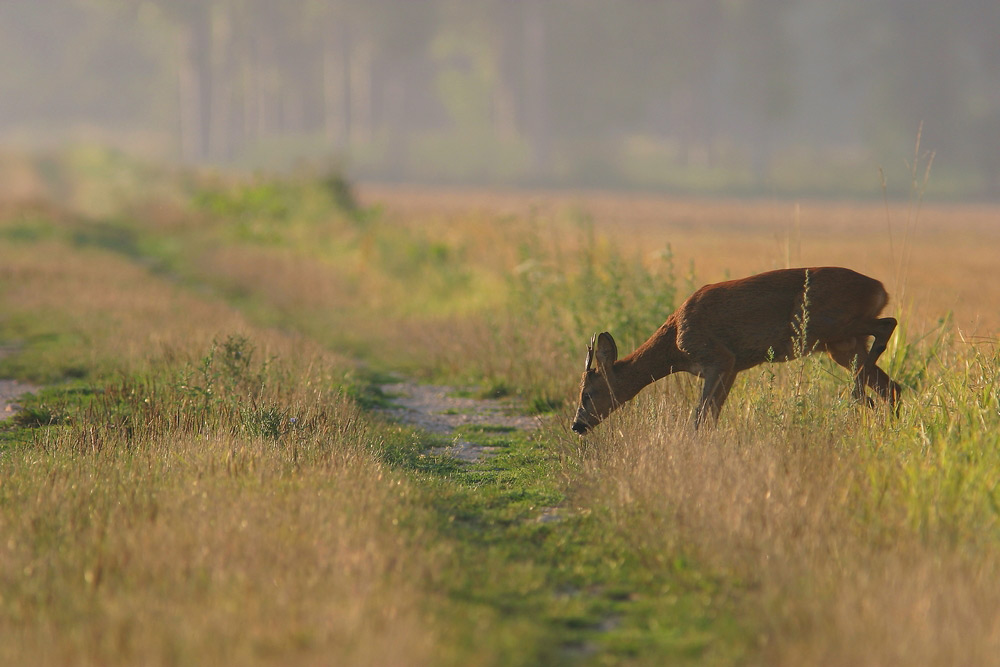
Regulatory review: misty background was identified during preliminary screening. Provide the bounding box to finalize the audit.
[1,0,998,198]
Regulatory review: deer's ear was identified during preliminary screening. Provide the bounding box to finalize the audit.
[595,332,618,374]
[584,333,597,371]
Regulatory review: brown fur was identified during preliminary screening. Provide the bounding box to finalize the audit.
[572,267,902,432]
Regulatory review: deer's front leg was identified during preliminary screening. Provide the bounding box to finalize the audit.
[693,343,737,428]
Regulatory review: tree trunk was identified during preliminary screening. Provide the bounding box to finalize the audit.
[323,15,350,150]
[176,23,204,161]
[349,36,373,146]
[208,5,233,161]
[522,1,550,179]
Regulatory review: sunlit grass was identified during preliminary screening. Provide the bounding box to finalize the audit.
[0,428,438,666]
[565,339,1000,665]
[3,152,1000,664]
[0,208,442,665]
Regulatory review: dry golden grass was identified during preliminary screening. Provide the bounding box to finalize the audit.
[357,184,1000,664]
[1,241,257,377]
[0,431,438,667]
[568,361,1000,666]
[0,232,444,666]
[359,185,1000,337]
[4,169,998,665]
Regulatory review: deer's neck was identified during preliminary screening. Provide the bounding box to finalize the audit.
[611,321,686,402]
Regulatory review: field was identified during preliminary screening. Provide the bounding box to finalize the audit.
[2,153,999,665]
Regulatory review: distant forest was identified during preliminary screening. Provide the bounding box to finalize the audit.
[1,1,998,196]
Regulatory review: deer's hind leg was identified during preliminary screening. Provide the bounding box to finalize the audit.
[827,330,902,411]
[863,317,902,409]
[863,362,902,410]
[826,338,874,407]
[868,317,897,364]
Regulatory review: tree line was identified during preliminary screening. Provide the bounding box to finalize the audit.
[1,0,997,195]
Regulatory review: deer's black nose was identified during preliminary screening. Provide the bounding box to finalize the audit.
[571,421,590,435]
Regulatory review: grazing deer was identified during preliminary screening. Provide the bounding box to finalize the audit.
[571,267,902,433]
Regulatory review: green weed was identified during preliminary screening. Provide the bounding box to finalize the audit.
[9,403,68,428]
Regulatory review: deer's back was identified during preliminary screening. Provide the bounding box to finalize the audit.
[674,267,888,368]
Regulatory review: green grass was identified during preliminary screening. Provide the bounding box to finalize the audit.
[380,424,753,665]
[3,153,1000,665]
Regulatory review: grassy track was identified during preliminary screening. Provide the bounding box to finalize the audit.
[382,422,752,665]
[2,154,999,665]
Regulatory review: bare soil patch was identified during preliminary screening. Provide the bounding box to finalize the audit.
[0,346,39,421]
[380,381,541,462]
[1,379,38,421]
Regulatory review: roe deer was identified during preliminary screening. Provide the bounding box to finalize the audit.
[571,267,902,433]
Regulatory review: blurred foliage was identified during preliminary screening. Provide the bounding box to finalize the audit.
[1,1,998,196]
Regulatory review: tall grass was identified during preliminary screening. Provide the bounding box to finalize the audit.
[1,402,438,666]
[4,152,1000,664]
[394,178,1000,663]
[0,204,444,665]
[560,321,1000,665]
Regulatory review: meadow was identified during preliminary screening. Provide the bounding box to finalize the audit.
[1,150,999,665]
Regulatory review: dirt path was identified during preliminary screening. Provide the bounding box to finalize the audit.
[1,379,38,420]
[380,381,541,462]
[0,347,38,421]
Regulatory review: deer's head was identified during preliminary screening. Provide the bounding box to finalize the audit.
[571,332,620,434]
